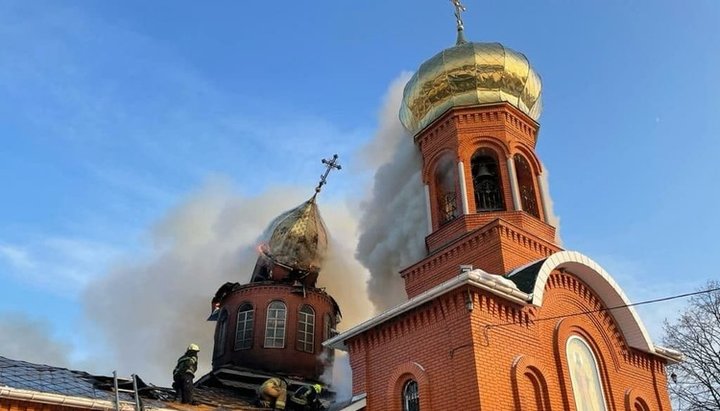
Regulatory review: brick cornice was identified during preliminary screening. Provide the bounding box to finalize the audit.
[414,103,539,150]
[402,217,561,282]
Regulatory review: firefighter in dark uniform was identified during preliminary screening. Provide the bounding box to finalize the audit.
[288,384,323,411]
[172,344,199,404]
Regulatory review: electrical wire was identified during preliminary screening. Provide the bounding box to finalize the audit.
[484,286,720,331]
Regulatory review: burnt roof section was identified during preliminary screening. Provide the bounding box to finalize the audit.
[0,356,343,410]
[504,258,547,294]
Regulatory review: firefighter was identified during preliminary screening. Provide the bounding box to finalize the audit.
[258,377,288,410]
[288,384,323,411]
[172,344,199,404]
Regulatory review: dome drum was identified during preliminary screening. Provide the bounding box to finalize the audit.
[210,283,340,380]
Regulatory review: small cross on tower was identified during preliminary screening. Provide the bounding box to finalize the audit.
[314,154,342,197]
[450,0,468,44]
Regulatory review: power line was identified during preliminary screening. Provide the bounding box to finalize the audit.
[484,286,720,331]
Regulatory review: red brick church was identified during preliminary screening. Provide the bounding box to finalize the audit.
[0,4,682,411]
[324,6,681,411]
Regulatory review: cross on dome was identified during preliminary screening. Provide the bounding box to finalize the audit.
[450,0,468,44]
[313,154,342,198]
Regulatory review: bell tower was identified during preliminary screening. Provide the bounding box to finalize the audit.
[398,8,561,298]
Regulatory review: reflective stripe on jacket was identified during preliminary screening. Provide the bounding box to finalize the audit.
[173,354,198,377]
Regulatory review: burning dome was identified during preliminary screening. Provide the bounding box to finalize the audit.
[259,198,328,273]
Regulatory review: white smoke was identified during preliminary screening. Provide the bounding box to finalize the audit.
[355,73,428,312]
[321,352,352,400]
[0,313,72,367]
[539,164,562,244]
[82,180,371,386]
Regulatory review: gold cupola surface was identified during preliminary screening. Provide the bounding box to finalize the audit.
[399,42,543,135]
[260,198,328,273]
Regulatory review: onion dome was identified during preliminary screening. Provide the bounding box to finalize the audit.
[399,42,543,135]
[260,197,329,273]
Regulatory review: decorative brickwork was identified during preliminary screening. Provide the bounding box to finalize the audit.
[402,217,560,298]
[345,269,672,410]
[212,283,337,380]
[408,103,559,300]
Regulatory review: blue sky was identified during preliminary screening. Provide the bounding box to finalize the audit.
[0,0,719,380]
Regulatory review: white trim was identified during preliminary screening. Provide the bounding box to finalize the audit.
[653,345,683,362]
[423,184,433,234]
[457,162,470,215]
[323,270,530,350]
[327,249,679,363]
[338,393,367,411]
[0,386,169,411]
[507,157,521,211]
[528,251,655,354]
[537,171,551,222]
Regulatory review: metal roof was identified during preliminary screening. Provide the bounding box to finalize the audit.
[0,356,117,401]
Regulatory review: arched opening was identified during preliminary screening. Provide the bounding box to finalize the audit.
[471,148,504,212]
[214,309,228,358]
[512,357,552,411]
[514,154,540,218]
[234,303,254,350]
[402,379,420,411]
[297,305,315,353]
[566,335,608,411]
[433,153,458,224]
[264,301,287,348]
[524,369,551,411]
[323,313,334,341]
[634,399,650,411]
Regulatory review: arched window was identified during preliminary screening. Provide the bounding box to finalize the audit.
[471,149,504,212]
[297,305,315,353]
[634,399,650,411]
[234,303,254,350]
[264,301,287,348]
[322,313,336,362]
[402,380,420,411]
[214,309,228,357]
[433,154,458,225]
[514,154,540,218]
[323,313,334,341]
[566,336,608,411]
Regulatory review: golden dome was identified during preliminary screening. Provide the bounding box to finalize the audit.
[261,198,328,273]
[399,42,542,135]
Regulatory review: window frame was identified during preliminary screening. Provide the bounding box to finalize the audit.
[402,379,420,411]
[264,300,287,348]
[470,148,505,212]
[513,153,540,219]
[234,303,254,351]
[296,305,316,353]
[214,309,229,357]
[432,153,459,225]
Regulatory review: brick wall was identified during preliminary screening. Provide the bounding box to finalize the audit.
[402,218,560,298]
[212,283,337,380]
[348,271,672,410]
[403,103,563,298]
